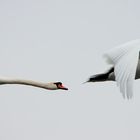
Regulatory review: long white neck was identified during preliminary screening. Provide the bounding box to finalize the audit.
[0,78,57,90]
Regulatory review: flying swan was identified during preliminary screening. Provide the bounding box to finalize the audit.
[86,39,140,99]
[0,78,68,90]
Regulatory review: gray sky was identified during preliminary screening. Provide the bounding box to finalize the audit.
[0,0,140,140]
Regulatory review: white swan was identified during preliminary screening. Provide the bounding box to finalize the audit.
[0,78,68,90]
[87,39,140,99]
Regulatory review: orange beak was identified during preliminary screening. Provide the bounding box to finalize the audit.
[58,84,68,90]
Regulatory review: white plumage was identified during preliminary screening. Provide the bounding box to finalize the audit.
[104,39,140,99]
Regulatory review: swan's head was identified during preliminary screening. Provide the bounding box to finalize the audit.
[53,82,68,90]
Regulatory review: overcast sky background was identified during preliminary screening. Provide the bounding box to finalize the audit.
[0,0,140,140]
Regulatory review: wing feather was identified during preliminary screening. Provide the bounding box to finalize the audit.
[104,39,140,99]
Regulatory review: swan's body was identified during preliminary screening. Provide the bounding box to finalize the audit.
[0,78,68,90]
[87,39,140,99]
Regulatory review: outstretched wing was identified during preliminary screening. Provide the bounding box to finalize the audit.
[104,39,140,99]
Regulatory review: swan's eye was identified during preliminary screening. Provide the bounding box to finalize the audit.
[54,82,68,90]
[54,82,62,85]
